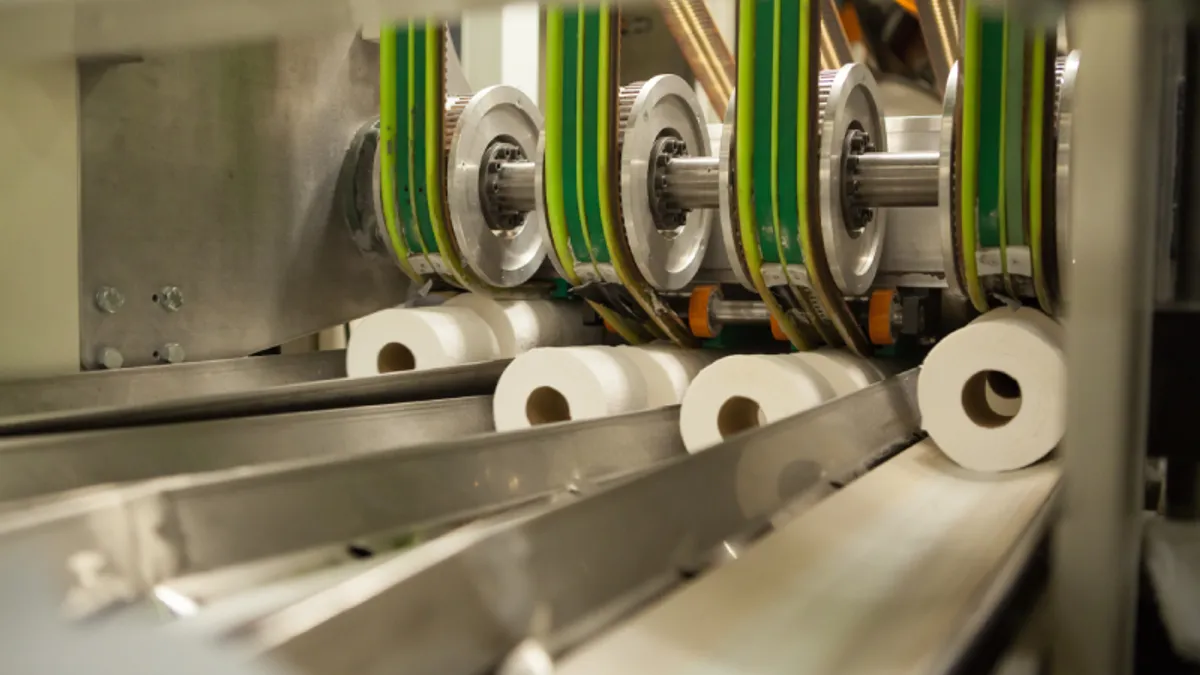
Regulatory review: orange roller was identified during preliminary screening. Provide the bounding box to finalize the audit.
[769,313,789,342]
[868,289,897,346]
[689,285,718,339]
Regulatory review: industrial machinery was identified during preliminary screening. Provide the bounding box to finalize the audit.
[0,0,1192,674]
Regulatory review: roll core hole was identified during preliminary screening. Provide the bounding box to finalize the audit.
[962,370,1022,428]
[717,396,768,439]
[377,343,416,373]
[526,386,572,426]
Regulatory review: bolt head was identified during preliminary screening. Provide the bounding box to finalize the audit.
[159,343,186,364]
[94,287,125,314]
[158,286,184,312]
[97,347,124,370]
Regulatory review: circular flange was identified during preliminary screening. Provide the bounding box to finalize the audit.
[819,63,888,297]
[1055,51,1081,304]
[447,85,547,288]
[620,75,714,291]
[939,61,966,300]
[717,91,756,292]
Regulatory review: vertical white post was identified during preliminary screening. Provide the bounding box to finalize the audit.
[0,61,80,380]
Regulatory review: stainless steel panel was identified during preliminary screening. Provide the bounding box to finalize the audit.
[1052,4,1163,675]
[0,404,685,611]
[877,115,946,287]
[0,0,499,62]
[0,395,493,503]
[0,359,508,436]
[79,32,408,368]
[246,372,922,675]
[0,351,344,417]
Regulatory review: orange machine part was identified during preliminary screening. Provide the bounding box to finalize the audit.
[688,285,718,338]
[868,289,897,346]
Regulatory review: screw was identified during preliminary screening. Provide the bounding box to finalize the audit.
[97,347,124,370]
[157,286,184,312]
[94,287,125,314]
[158,343,186,364]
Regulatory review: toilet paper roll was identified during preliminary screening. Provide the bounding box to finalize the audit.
[918,307,1065,472]
[617,345,723,407]
[680,355,837,453]
[445,294,602,357]
[791,349,884,397]
[493,347,648,431]
[345,307,501,377]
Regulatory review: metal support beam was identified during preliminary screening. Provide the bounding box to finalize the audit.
[1051,3,1166,674]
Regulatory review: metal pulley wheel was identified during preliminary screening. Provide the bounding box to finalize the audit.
[716,91,756,293]
[1054,51,1080,305]
[446,85,547,288]
[618,75,714,291]
[818,63,888,297]
[938,61,966,301]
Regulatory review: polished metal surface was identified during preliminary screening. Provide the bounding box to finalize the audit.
[873,116,944,286]
[79,33,409,368]
[818,0,854,71]
[717,93,755,292]
[852,151,940,208]
[661,156,720,211]
[0,351,344,418]
[1052,5,1164,675]
[0,405,685,614]
[0,0,516,62]
[244,371,922,675]
[0,359,508,436]
[448,85,547,288]
[0,396,493,503]
[492,161,537,215]
[939,63,965,299]
[621,75,713,291]
[1055,51,1081,302]
[917,0,960,97]
[709,299,770,325]
[819,64,888,297]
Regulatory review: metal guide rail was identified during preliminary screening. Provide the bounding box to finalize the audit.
[0,404,686,613]
[0,359,508,436]
[239,371,922,675]
[0,351,346,418]
[0,396,494,504]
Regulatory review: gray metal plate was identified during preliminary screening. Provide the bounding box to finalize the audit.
[78,33,409,368]
[0,351,345,418]
[0,359,508,436]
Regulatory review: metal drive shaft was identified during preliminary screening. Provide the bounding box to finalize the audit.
[661,156,721,211]
[490,160,537,214]
[850,150,940,208]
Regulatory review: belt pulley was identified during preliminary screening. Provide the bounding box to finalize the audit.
[538,5,701,347]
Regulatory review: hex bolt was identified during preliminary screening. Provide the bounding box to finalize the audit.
[157,343,186,364]
[157,286,184,312]
[94,286,125,314]
[97,347,124,370]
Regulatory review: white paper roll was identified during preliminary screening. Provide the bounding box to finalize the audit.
[617,344,722,407]
[445,294,602,357]
[345,307,500,377]
[493,347,648,431]
[918,307,1065,472]
[680,354,836,453]
[791,349,884,397]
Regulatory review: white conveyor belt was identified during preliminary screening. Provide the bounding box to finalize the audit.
[559,439,1060,674]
